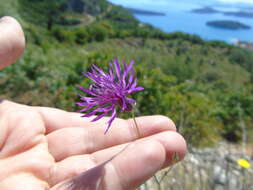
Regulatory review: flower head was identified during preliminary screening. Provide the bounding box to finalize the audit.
[76,58,144,133]
[237,158,251,169]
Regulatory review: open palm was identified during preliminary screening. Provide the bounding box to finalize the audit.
[0,17,187,190]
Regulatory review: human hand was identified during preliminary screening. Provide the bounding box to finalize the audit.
[0,17,187,190]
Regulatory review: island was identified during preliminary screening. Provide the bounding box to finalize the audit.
[224,11,253,18]
[126,8,166,16]
[191,6,219,14]
[206,20,251,30]
[192,7,253,18]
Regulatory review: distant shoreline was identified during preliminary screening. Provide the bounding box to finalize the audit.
[191,7,219,14]
[206,20,251,30]
[192,6,253,18]
[127,7,166,16]
[122,4,253,42]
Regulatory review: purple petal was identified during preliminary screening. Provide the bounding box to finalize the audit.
[126,97,136,104]
[91,112,107,122]
[82,110,98,117]
[109,63,114,77]
[92,64,106,76]
[122,60,128,76]
[82,72,97,83]
[128,86,144,94]
[104,108,117,134]
[90,104,115,114]
[113,58,121,80]
[95,107,113,112]
[121,97,127,111]
[80,97,97,103]
[131,78,137,88]
[77,86,97,96]
[124,60,134,79]
[136,86,144,91]
[75,101,94,106]
[77,105,94,113]
[128,73,134,87]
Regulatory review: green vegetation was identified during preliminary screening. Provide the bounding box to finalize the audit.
[0,0,253,147]
[19,0,69,30]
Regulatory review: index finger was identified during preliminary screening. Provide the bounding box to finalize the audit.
[36,106,176,134]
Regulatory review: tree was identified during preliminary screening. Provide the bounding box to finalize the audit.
[18,0,68,30]
[216,89,253,143]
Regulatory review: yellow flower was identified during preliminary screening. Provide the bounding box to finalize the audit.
[237,158,251,169]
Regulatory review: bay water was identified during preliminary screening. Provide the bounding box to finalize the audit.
[108,0,253,43]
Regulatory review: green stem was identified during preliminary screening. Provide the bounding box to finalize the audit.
[132,108,141,138]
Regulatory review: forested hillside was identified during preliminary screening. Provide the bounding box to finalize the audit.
[0,0,253,147]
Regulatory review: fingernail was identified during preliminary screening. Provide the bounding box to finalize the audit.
[0,16,9,22]
[0,16,17,24]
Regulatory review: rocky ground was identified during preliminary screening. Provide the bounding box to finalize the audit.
[138,142,253,190]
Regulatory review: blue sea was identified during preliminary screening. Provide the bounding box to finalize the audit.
[108,0,253,43]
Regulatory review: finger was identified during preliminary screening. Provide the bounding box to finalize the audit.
[49,131,186,186]
[100,140,171,190]
[47,116,176,161]
[36,107,100,133]
[36,107,176,134]
[0,16,25,69]
[92,131,186,167]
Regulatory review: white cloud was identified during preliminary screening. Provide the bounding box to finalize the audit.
[217,0,253,4]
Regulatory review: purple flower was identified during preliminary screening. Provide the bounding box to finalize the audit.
[76,58,144,133]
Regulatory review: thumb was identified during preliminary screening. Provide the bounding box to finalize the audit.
[0,16,25,69]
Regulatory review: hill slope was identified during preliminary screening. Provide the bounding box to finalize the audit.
[0,0,253,146]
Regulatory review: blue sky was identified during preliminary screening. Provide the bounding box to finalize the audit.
[108,0,253,6]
